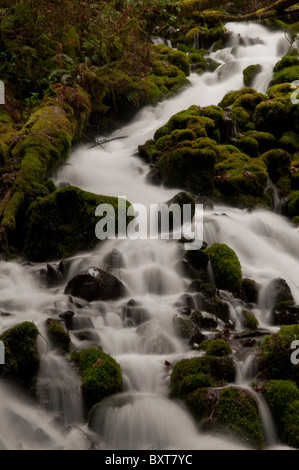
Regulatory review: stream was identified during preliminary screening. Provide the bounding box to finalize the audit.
[0,22,296,450]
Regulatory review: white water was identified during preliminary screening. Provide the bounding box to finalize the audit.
[0,23,295,450]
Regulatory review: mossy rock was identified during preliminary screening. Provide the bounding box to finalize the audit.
[243,64,262,87]
[271,65,299,86]
[241,278,259,303]
[218,88,258,109]
[288,190,299,218]
[71,348,123,411]
[203,338,232,356]
[170,355,235,399]
[24,186,132,262]
[205,243,242,294]
[214,387,265,449]
[261,325,299,384]
[184,387,216,423]
[0,321,39,385]
[46,318,71,352]
[274,55,299,73]
[262,380,299,448]
[245,131,276,154]
[278,131,299,154]
[262,148,291,184]
[253,99,288,134]
[241,310,258,330]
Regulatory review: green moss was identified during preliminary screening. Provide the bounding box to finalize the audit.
[218,88,258,109]
[241,310,258,329]
[262,325,299,384]
[46,318,71,352]
[184,387,215,423]
[245,131,276,154]
[274,55,299,73]
[253,100,288,134]
[235,136,259,158]
[71,348,123,411]
[272,65,299,85]
[243,64,262,87]
[170,355,235,398]
[262,380,299,448]
[0,322,39,385]
[288,190,299,218]
[205,338,232,356]
[24,185,132,262]
[214,387,265,449]
[205,243,242,293]
[278,131,299,154]
[231,106,253,132]
[262,148,291,183]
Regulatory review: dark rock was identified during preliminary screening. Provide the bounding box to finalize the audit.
[122,299,149,327]
[103,248,125,270]
[272,303,299,325]
[201,313,218,329]
[267,278,294,306]
[188,331,206,347]
[241,278,259,304]
[146,166,162,185]
[58,310,75,329]
[180,248,209,280]
[64,267,127,302]
[165,191,196,227]
[173,314,197,339]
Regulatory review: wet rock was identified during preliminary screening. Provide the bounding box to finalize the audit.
[46,318,71,352]
[0,321,39,386]
[173,314,197,339]
[179,248,209,280]
[144,333,176,354]
[64,267,127,302]
[241,278,259,304]
[146,166,162,185]
[272,303,299,325]
[164,191,195,227]
[58,310,75,329]
[103,248,125,270]
[201,313,218,329]
[122,299,150,327]
[264,278,294,310]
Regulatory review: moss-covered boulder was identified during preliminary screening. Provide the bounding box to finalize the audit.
[215,153,269,208]
[271,65,299,86]
[71,347,123,411]
[261,325,299,384]
[241,310,258,329]
[0,321,39,385]
[24,186,132,262]
[170,355,235,399]
[241,278,259,304]
[253,99,288,135]
[243,64,262,87]
[199,338,232,356]
[0,90,92,253]
[64,267,127,302]
[262,148,291,184]
[205,243,242,294]
[288,190,299,218]
[46,318,71,352]
[262,380,299,448]
[214,387,265,449]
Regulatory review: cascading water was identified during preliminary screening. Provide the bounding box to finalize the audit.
[0,23,295,450]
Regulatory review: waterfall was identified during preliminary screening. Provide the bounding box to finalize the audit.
[0,22,294,450]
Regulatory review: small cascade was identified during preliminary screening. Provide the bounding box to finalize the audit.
[0,22,295,450]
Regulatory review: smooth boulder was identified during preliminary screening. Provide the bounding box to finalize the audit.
[64,267,127,302]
